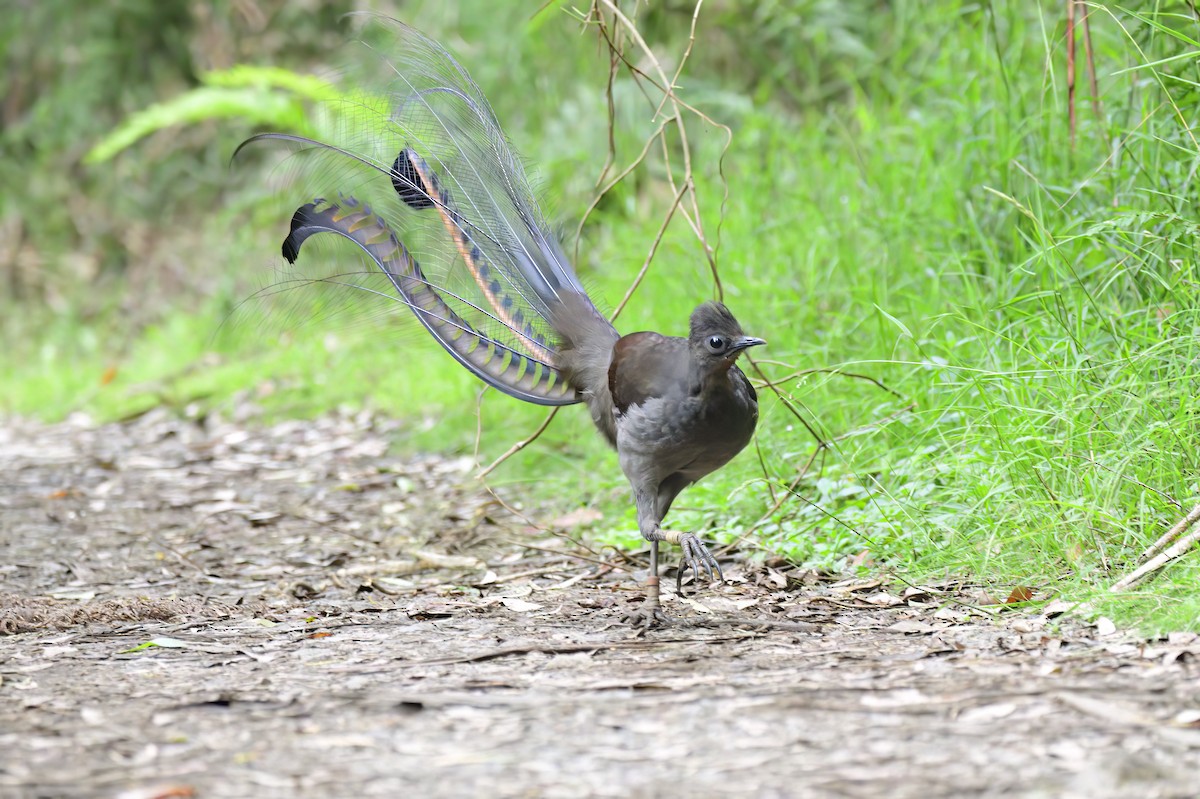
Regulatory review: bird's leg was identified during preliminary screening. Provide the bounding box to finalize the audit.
[622,535,671,628]
[620,493,673,628]
[644,539,661,614]
[653,529,724,595]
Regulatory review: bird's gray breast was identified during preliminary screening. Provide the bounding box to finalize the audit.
[614,369,758,484]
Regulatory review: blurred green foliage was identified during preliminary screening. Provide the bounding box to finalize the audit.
[2,0,345,311]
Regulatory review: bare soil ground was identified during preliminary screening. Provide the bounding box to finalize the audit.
[2,411,1199,799]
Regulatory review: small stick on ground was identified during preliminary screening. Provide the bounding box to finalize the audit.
[1110,503,1200,592]
[1136,503,1200,563]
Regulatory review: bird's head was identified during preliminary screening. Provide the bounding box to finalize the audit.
[688,301,766,368]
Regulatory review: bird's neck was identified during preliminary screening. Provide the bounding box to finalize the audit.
[689,357,739,397]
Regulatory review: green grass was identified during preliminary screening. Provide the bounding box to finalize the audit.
[5,2,1200,633]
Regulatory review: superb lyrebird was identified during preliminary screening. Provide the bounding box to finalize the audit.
[236,16,764,622]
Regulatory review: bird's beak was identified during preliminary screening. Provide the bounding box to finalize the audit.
[729,336,766,355]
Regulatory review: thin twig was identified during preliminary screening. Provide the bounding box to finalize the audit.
[1067,453,1181,510]
[1067,0,1078,148]
[596,14,621,188]
[397,634,752,668]
[488,0,729,479]
[480,483,613,564]
[590,0,731,277]
[753,364,908,401]
[751,434,778,507]
[476,407,558,479]
[679,616,821,633]
[1080,5,1106,138]
[610,179,689,322]
[737,446,823,546]
[487,564,573,585]
[1110,503,1200,592]
[573,117,668,262]
[505,538,630,574]
[746,359,825,444]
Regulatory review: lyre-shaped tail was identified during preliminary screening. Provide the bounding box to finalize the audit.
[239,16,622,432]
[281,196,579,406]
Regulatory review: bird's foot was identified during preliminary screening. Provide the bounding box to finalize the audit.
[621,603,673,630]
[657,529,724,595]
[619,575,673,630]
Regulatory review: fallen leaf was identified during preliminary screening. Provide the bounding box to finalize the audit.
[934,607,969,622]
[863,592,903,607]
[1041,599,1077,618]
[832,578,882,593]
[678,597,713,614]
[1006,586,1035,604]
[1095,617,1117,637]
[957,702,1017,723]
[861,688,927,709]
[1171,709,1200,728]
[406,602,455,620]
[888,619,935,634]
[409,550,485,570]
[129,637,191,651]
[848,549,874,568]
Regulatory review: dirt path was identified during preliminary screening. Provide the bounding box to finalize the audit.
[2,411,1199,798]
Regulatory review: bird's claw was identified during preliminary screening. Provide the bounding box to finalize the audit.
[617,575,672,631]
[675,532,724,595]
[620,604,674,631]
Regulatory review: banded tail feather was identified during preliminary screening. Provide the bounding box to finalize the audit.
[391,146,557,366]
[280,196,578,406]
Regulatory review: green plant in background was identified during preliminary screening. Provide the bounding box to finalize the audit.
[84,66,334,165]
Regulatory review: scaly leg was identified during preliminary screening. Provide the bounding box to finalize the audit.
[645,539,661,613]
[622,538,672,628]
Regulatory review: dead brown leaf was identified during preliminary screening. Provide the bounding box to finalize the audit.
[1006,586,1035,604]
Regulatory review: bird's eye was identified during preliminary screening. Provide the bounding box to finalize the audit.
[706,335,727,353]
